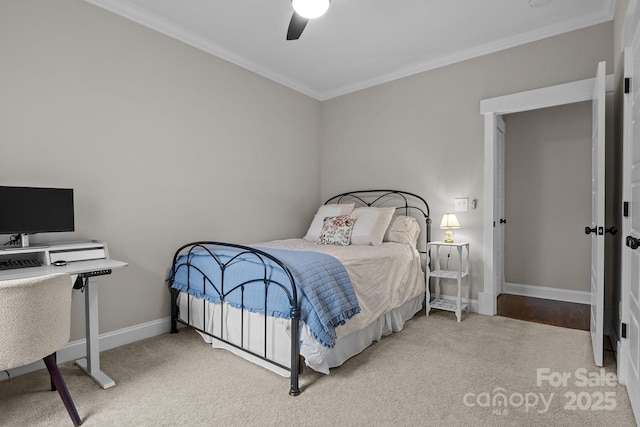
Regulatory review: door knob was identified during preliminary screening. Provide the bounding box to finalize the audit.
[626,236,640,250]
[499,218,506,224]
[585,226,597,235]
[605,226,618,235]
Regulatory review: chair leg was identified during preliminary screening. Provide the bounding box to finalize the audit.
[43,353,82,426]
[50,353,56,391]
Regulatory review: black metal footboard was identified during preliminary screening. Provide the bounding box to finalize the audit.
[167,241,301,396]
[167,190,431,396]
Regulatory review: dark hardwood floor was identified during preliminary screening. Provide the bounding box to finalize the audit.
[497,294,590,331]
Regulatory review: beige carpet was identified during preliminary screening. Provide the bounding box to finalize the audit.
[0,311,636,426]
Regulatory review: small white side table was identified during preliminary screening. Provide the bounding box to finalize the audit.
[426,241,470,322]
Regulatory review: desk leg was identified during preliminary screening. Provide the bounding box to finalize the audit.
[74,277,116,389]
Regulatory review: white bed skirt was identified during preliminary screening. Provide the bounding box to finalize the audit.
[177,291,424,376]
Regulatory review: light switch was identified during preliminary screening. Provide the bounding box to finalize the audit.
[454,198,469,212]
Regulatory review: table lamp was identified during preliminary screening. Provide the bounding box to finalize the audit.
[440,213,461,243]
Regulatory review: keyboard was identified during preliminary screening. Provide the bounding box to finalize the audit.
[0,258,42,270]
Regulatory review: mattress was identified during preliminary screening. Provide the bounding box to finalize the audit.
[177,238,426,375]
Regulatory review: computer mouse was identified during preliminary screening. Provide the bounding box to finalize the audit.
[53,260,67,266]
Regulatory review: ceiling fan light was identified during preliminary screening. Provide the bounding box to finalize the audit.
[292,0,330,19]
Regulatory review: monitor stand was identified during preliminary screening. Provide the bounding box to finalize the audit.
[15,233,48,249]
[0,234,49,251]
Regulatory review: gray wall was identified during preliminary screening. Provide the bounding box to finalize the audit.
[503,102,592,292]
[0,0,321,341]
[0,0,621,340]
[320,22,613,300]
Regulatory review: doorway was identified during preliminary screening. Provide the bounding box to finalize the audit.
[501,102,593,309]
[479,74,613,317]
[480,65,611,367]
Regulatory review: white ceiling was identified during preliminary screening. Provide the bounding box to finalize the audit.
[85,0,615,100]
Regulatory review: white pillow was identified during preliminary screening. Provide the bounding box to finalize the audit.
[350,206,396,246]
[303,203,355,242]
[384,215,421,248]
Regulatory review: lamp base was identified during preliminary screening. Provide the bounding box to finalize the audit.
[443,229,454,243]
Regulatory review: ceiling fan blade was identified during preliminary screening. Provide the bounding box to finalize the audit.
[286,12,308,40]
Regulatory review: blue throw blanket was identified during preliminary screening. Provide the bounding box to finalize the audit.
[170,245,360,348]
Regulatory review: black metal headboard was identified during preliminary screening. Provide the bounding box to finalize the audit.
[324,189,431,254]
[168,189,431,397]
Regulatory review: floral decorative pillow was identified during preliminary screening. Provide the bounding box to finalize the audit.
[317,215,355,246]
[303,203,355,242]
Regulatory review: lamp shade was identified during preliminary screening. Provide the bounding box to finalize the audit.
[292,0,330,19]
[440,213,461,229]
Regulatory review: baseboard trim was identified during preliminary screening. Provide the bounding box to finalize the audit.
[504,282,590,305]
[0,317,172,382]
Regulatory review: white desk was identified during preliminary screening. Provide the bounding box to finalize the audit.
[0,245,127,389]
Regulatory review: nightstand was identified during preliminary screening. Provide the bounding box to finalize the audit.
[426,241,470,322]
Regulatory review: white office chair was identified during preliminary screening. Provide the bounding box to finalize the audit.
[0,273,82,426]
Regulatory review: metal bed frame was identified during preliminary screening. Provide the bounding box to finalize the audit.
[168,190,431,396]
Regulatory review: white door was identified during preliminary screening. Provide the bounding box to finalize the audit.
[495,117,506,295]
[621,23,640,419]
[588,61,606,367]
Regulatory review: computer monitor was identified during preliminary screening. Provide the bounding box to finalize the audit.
[0,186,75,248]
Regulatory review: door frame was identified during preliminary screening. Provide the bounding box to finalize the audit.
[590,60,607,367]
[478,75,614,315]
[495,117,505,296]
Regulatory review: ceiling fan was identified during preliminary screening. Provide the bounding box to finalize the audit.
[287,0,330,40]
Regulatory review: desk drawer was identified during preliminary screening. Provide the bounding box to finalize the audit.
[49,248,106,263]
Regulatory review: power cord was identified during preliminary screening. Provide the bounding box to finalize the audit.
[73,275,87,292]
[2,234,21,246]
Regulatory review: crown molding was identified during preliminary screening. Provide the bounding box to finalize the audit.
[319,11,614,100]
[85,0,614,101]
[83,0,322,99]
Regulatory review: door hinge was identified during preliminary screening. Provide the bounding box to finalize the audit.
[622,322,628,339]
[624,201,629,217]
[625,77,631,94]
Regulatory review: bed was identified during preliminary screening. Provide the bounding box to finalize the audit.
[167,190,431,395]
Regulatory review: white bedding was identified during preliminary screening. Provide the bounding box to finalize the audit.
[257,239,425,337]
[177,238,426,375]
